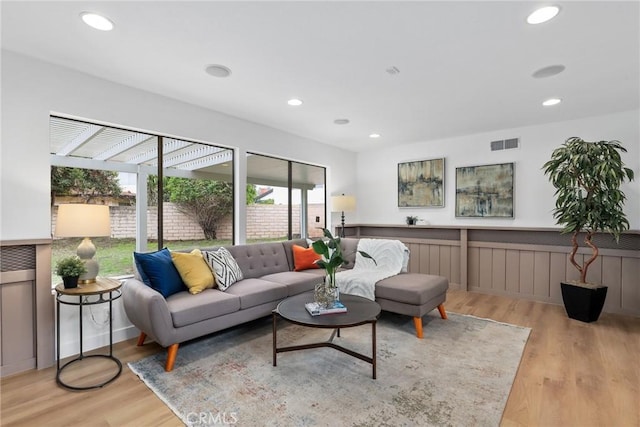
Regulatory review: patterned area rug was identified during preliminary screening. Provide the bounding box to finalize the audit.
[129,312,530,426]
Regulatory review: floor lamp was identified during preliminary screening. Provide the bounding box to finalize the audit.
[55,204,111,283]
[331,194,356,237]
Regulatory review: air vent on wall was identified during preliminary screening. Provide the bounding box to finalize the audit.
[505,138,519,149]
[490,140,504,151]
[490,138,519,151]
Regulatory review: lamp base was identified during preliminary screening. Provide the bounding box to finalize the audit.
[77,237,99,283]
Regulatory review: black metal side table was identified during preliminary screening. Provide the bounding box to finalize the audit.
[273,292,381,379]
[55,277,123,390]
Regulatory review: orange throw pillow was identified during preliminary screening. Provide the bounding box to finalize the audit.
[292,244,321,271]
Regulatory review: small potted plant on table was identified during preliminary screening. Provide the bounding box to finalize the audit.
[55,256,87,289]
[543,137,634,322]
[406,216,419,226]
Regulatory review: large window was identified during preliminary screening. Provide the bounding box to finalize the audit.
[246,153,325,242]
[49,117,326,281]
[50,116,234,281]
[159,137,234,250]
[50,165,137,283]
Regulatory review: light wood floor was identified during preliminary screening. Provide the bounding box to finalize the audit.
[1,290,638,426]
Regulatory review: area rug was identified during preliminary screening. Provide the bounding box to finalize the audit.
[129,312,530,427]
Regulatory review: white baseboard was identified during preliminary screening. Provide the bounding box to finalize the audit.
[58,325,139,360]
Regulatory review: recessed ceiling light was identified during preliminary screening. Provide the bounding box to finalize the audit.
[369,133,381,139]
[527,6,560,24]
[334,119,350,125]
[205,64,232,78]
[287,99,303,106]
[532,64,566,78]
[386,66,400,75]
[80,12,114,31]
[542,98,562,106]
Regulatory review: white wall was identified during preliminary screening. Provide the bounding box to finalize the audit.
[0,50,358,241]
[356,110,640,229]
[0,50,358,357]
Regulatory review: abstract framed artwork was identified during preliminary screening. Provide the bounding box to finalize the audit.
[455,162,514,218]
[398,158,445,208]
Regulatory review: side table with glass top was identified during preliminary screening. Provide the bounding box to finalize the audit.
[55,277,123,390]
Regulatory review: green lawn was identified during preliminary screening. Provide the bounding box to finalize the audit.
[51,236,287,284]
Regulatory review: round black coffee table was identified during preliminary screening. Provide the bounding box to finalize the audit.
[272,292,381,379]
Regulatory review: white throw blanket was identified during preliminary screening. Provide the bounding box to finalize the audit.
[335,239,408,300]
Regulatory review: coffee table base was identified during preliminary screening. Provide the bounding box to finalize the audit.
[272,312,377,379]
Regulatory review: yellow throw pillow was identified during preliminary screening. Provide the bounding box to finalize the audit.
[170,249,215,294]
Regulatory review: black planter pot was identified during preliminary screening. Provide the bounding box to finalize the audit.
[63,276,79,289]
[560,282,607,323]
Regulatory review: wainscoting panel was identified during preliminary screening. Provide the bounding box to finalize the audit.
[549,253,565,302]
[491,248,506,292]
[518,251,534,296]
[407,243,466,286]
[450,247,461,286]
[621,257,640,312]
[345,225,639,316]
[534,251,550,298]
[0,240,53,377]
[405,241,461,285]
[429,246,440,276]
[505,250,520,294]
[468,247,479,289]
[602,256,622,311]
[1,279,35,375]
[438,246,450,279]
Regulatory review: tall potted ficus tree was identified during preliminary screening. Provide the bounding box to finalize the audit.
[543,137,634,322]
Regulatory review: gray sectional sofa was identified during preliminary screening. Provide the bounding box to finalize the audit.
[123,238,448,371]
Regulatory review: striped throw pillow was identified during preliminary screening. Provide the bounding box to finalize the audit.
[202,247,243,291]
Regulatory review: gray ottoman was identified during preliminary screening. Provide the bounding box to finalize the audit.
[375,273,449,338]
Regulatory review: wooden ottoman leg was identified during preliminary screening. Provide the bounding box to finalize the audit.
[137,332,147,346]
[165,343,179,372]
[413,316,424,339]
[437,303,448,319]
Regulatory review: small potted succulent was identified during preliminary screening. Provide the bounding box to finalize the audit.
[55,256,87,289]
[406,215,419,226]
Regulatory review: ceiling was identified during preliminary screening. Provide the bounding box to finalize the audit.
[2,1,639,152]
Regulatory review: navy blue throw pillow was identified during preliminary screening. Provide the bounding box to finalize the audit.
[133,248,186,298]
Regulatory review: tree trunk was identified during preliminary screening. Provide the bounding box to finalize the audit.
[581,231,599,283]
[569,231,583,279]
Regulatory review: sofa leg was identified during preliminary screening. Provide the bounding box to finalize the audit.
[137,332,147,347]
[165,343,179,372]
[437,303,448,320]
[413,317,424,339]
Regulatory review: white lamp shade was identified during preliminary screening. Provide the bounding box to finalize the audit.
[332,195,356,212]
[55,204,111,237]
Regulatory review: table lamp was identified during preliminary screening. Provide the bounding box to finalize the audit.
[55,204,111,283]
[331,194,356,237]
